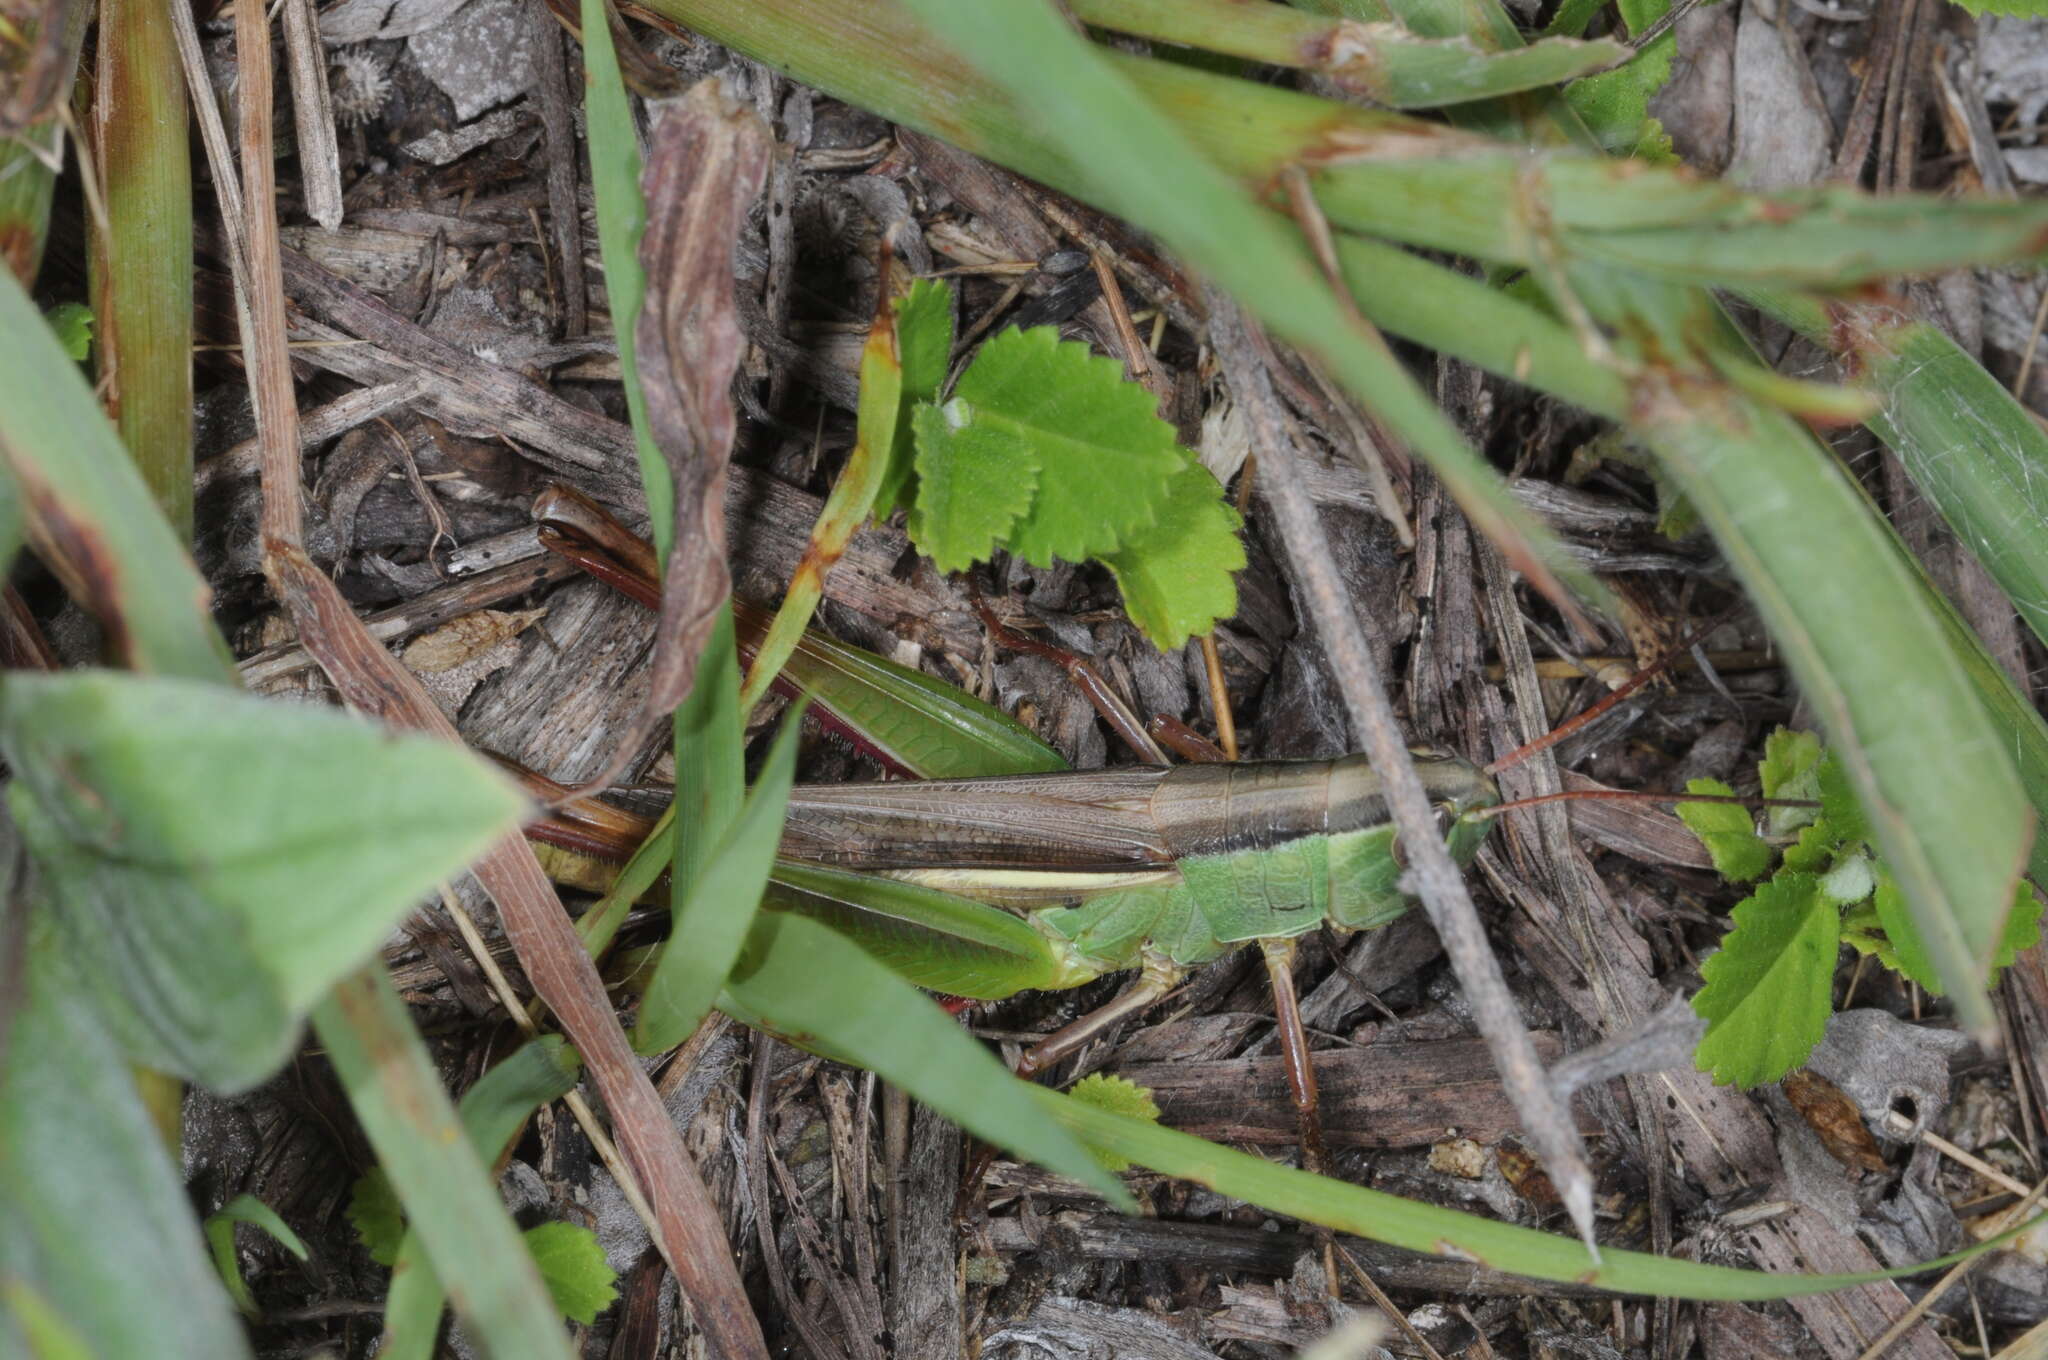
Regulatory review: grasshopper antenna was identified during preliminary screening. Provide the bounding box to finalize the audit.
[1476,609,1818,821]
[1484,609,1741,777]
[1472,789,1820,821]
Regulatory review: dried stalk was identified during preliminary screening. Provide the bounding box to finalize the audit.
[1204,286,1599,1256]
[217,4,766,1352]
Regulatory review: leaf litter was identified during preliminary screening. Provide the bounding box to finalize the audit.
[29,2,2048,1357]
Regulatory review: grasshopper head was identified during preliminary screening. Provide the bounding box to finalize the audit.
[1411,751,1501,871]
[1323,753,1500,930]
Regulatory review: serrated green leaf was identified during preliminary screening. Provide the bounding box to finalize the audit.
[522,1223,619,1324]
[204,1194,309,1316]
[1693,872,1838,1086]
[908,399,1038,571]
[877,278,956,520]
[1759,728,1823,799]
[1759,729,1824,837]
[1782,820,1838,874]
[934,326,1185,566]
[1675,779,1772,882]
[1067,1073,1161,1172]
[899,279,954,401]
[1069,1072,1161,1122]
[635,702,808,1054]
[1103,464,1244,650]
[1838,900,1885,958]
[0,671,527,1090]
[348,1170,406,1268]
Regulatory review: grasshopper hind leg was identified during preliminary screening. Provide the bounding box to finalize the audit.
[1261,935,1345,1299]
[1012,952,1182,1081]
[959,955,1180,1214]
[1259,936,1332,1179]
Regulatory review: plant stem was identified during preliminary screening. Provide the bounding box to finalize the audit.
[91,0,194,538]
[1205,287,1601,1256]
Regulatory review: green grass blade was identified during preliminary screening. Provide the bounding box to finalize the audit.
[379,1038,583,1360]
[574,801,676,958]
[1041,1087,2047,1299]
[671,606,746,894]
[580,4,746,925]
[204,1195,307,1315]
[720,911,1132,1207]
[1329,233,1628,417]
[736,600,1067,779]
[1073,0,1627,107]
[1629,357,2029,1029]
[635,703,807,1053]
[580,0,666,544]
[740,289,906,713]
[1751,289,2048,659]
[312,972,573,1360]
[765,863,1087,998]
[1926,591,2048,889]
[0,0,88,288]
[1,932,253,1359]
[0,123,62,289]
[92,0,194,539]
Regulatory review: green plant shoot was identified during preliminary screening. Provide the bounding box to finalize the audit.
[1684,729,2043,1087]
[905,321,1243,649]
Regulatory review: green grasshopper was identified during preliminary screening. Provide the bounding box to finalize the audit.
[768,751,1498,1050]
[526,498,1665,1171]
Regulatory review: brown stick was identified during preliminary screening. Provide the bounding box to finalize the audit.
[1205,287,1601,1256]
[222,7,766,1353]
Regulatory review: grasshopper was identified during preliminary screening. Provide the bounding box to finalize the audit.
[525,492,1695,1176]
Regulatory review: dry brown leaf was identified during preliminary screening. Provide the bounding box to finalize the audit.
[572,77,769,797]
[1783,1067,1890,1174]
[1495,1138,1560,1208]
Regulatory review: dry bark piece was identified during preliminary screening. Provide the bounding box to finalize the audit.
[315,0,470,43]
[1112,1033,1590,1149]
[402,606,547,673]
[409,0,537,121]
